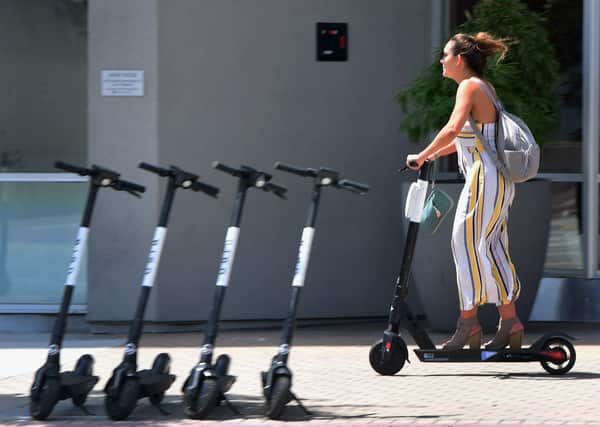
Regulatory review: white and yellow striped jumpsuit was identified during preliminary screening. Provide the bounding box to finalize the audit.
[451,121,521,311]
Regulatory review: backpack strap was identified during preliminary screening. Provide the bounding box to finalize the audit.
[467,116,508,177]
[466,77,509,177]
[469,77,504,112]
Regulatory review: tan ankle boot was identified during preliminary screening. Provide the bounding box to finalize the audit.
[441,317,482,351]
[484,316,524,350]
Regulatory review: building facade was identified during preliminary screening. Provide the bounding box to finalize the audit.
[0,0,598,330]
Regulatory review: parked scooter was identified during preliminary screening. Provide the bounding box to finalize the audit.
[30,162,145,420]
[369,161,576,376]
[182,162,286,419]
[103,163,219,420]
[261,162,369,419]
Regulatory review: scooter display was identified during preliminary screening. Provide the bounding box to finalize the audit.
[104,163,219,420]
[369,161,576,376]
[261,162,369,419]
[182,162,287,419]
[30,162,145,420]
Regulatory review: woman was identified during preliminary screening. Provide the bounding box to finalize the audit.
[406,32,523,351]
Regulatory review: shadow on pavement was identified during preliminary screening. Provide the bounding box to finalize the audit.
[0,391,397,424]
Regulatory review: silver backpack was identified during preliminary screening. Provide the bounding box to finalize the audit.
[467,78,540,183]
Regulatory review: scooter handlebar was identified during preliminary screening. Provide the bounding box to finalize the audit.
[113,179,146,194]
[191,181,220,198]
[212,161,240,177]
[138,162,170,176]
[54,161,90,176]
[263,182,287,199]
[274,161,317,177]
[338,179,370,195]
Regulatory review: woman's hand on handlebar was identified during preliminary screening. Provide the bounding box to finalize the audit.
[406,153,425,171]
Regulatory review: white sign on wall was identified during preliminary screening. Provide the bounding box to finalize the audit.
[101,70,144,96]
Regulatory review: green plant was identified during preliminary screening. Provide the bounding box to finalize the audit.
[397,0,560,145]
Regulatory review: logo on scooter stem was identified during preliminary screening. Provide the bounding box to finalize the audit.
[201,344,213,356]
[125,343,137,356]
[279,344,290,355]
[48,344,60,356]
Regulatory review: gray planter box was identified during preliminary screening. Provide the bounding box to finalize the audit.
[401,179,551,333]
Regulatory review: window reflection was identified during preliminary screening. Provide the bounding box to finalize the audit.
[545,182,583,270]
[0,182,87,304]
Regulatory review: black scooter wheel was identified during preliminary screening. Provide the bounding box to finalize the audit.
[105,378,140,421]
[30,377,61,420]
[540,337,576,375]
[183,377,219,419]
[71,354,94,407]
[265,375,291,420]
[149,353,171,405]
[369,339,407,375]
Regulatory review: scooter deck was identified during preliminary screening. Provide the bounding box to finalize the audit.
[59,372,99,400]
[414,347,566,364]
[137,370,176,396]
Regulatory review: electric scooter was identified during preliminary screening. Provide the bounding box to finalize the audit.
[369,161,576,376]
[261,162,369,419]
[104,163,219,420]
[30,161,145,420]
[182,162,287,419]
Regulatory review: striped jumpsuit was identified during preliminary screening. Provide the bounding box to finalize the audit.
[451,121,521,311]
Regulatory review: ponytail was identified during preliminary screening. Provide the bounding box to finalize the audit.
[451,32,509,76]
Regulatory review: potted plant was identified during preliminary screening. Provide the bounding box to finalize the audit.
[397,0,560,332]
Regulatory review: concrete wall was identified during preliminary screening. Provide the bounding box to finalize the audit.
[88,0,433,323]
[0,0,87,171]
[87,0,162,322]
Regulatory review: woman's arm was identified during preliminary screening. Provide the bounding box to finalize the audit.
[430,141,457,159]
[406,80,475,169]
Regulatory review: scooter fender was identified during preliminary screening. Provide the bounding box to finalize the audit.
[30,362,60,400]
[104,363,136,398]
[183,363,217,394]
[528,333,576,352]
[382,330,409,364]
[262,364,292,400]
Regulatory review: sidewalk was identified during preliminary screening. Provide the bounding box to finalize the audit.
[1,321,599,426]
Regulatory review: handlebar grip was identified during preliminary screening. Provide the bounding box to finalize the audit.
[115,179,146,194]
[212,161,240,176]
[339,179,370,194]
[192,181,220,198]
[273,162,315,177]
[264,182,288,197]
[138,162,169,176]
[54,161,90,176]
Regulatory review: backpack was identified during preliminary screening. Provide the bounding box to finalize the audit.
[467,78,540,183]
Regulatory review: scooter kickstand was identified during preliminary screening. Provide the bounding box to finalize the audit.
[222,393,241,415]
[152,402,171,416]
[290,392,311,415]
[76,404,94,416]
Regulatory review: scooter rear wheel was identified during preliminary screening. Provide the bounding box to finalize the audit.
[215,354,230,376]
[369,339,407,375]
[105,378,139,421]
[30,377,61,420]
[71,354,94,407]
[149,353,171,405]
[540,337,576,375]
[183,377,219,419]
[265,375,291,420]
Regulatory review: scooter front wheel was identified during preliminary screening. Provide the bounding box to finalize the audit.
[369,339,407,375]
[265,375,291,420]
[105,378,139,420]
[30,377,61,420]
[540,337,576,375]
[183,377,219,419]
